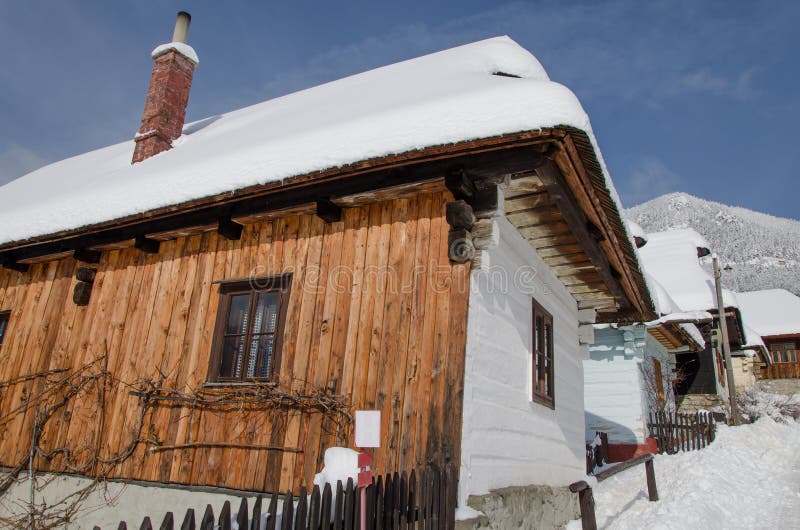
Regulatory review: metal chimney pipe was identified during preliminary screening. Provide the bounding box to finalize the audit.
[172,11,191,43]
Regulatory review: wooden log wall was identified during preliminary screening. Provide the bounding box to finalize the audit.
[0,191,470,494]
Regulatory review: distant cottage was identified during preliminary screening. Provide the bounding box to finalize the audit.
[0,13,654,528]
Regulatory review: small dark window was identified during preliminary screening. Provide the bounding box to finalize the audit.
[208,275,291,382]
[532,299,554,408]
[0,311,9,350]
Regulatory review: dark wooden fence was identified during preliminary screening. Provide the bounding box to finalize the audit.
[570,454,658,530]
[647,411,717,454]
[760,361,800,380]
[585,432,609,474]
[106,465,457,530]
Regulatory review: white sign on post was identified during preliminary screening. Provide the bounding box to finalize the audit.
[354,410,381,448]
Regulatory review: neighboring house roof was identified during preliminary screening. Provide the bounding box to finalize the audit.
[0,36,591,247]
[637,228,738,312]
[737,289,800,338]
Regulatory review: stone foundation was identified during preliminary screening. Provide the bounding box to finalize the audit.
[676,393,724,413]
[456,485,579,530]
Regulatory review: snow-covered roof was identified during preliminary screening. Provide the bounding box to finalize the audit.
[0,36,599,247]
[637,228,738,312]
[737,289,800,338]
[739,322,766,357]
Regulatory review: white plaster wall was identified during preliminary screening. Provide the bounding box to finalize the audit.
[584,326,646,444]
[639,334,676,425]
[0,474,282,530]
[584,328,677,445]
[459,219,585,504]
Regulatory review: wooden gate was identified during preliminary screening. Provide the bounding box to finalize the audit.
[647,411,717,454]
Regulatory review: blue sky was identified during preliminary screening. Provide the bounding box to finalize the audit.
[1,1,798,218]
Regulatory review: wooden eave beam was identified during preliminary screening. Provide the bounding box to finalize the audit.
[1,259,28,273]
[315,199,342,223]
[536,159,629,309]
[134,236,160,254]
[217,216,243,241]
[557,132,655,319]
[73,248,101,264]
[0,144,541,265]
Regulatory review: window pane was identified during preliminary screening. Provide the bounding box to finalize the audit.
[791,351,797,362]
[536,315,543,353]
[247,334,276,379]
[251,291,279,335]
[219,335,246,378]
[226,294,252,335]
[781,351,789,363]
[0,315,8,348]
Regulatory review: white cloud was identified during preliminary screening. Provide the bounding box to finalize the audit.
[623,156,686,206]
[0,143,46,186]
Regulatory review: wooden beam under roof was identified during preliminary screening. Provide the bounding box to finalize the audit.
[535,159,629,309]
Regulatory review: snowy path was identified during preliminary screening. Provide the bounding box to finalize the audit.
[774,442,800,529]
[566,418,800,530]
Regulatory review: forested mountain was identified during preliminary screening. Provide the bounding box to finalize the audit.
[628,192,800,296]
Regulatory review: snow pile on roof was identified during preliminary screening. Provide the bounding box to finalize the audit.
[0,36,603,246]
[737,289,800,337]
[626,219,646,240]
[566,415,800,530]
[638,228,738,312]
[739,322,765,355]
[151,41,199,64]
[646,273,682,316]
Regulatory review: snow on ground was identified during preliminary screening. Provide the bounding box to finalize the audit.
[566,415,800,529]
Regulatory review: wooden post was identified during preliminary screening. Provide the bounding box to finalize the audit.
[569,482,597,530]
[644,457,659,501]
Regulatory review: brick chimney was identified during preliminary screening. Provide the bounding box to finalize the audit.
[132,12,199,164]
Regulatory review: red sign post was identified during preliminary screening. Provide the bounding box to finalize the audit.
[354,410,380,530]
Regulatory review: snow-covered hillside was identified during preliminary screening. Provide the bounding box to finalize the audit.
[628,192,800,296]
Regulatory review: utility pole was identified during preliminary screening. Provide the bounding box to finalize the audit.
[713,255,740,425]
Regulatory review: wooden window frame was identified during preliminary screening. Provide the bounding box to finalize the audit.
[532,298,555,409]
[770,342,798,364]
[652,358,665,403]
[0,311,9,351]
[207,274,291,383]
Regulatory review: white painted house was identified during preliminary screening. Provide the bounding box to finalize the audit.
[583,226,708,461]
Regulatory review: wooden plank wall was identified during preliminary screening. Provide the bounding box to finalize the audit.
[0,191,470,493]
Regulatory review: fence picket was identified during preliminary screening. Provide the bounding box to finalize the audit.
[321,483,332,530]
[218,501,231,530]
[140,517,153,530]
[180,508,195,530]
[159,512,174,530]
[310,485,321,530]
[398,472,408,529]
[281,492,294,530]
[236,498,249,530]
[375,475,385,530]
[251,496,262,530]
[200,505,214,530]
[407,470,417,530]
[266,492,279,530]
[333,481,344,530]
[343,478,355,530]
[296,486,308,530]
